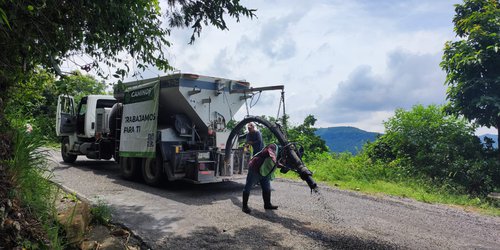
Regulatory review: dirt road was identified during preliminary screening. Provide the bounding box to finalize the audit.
[46,150,500,249]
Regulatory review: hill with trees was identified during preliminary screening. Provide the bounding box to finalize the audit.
[315,127,497,154]
[315,127,380,154]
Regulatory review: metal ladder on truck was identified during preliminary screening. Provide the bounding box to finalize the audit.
[114,108,122,161]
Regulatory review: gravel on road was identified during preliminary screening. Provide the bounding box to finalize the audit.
[47,150,500,249]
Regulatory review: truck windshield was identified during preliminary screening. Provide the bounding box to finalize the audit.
[96,99,116,108]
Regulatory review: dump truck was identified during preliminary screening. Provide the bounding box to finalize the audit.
[56,73,254,185]
[56,73,318,190]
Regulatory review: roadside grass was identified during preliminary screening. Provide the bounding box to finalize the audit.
[278,152,500,216]
[91,198,112,225]
[44,140,60,150]
[7,119,65,248]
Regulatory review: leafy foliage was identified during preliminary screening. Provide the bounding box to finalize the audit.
[5,118,64,248]
[248,115,328,159]
[0,1,255,245]
[367,104,499,195]
[90,199,112,225]
[5,70,107,142]
[303,152,500,213]
[55,71,107,104]
[441,0,500,140]
[5,70,58,141]
[0,0,255,131]
[5,69,56,118]
[287,115,329,158]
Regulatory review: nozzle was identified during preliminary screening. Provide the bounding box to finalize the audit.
[302,175,317,190]
[294,162,317,190]
[280,166,290,174]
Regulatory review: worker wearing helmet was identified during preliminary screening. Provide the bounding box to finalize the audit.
[242,143,282,214]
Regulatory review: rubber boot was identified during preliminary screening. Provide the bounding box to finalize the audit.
[263,191,278,210]
[242,192,251,214]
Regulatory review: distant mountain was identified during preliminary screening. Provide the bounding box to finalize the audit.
[479,134,498,149]
[315,127,497,154]
[315,127,381,154]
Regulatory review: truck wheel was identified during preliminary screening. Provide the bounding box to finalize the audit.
[142,153,165,186]
[120,157,141,180]
[61,137,77,163]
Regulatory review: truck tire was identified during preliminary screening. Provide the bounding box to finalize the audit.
[120,157,141,180]
[61,137,77,163]
[142,153,165,186]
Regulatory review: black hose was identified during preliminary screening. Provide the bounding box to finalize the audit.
[224,116,318,191]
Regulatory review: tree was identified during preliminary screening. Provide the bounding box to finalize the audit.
[4,69,58,139]
[0,2,256,245]
[287,115,329,157]
[232,114,328,158]
[5,69,56,118]
[0,0,255,115]
[258,115,281,145]
[368,105,498,195]
[55,71,107,104]
[0,0,255,154]
[5,70,108,141]
[441,0,500,160]
[0,0,255,80]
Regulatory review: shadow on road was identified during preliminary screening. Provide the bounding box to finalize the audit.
[52,159,398,249]
[157,225,287,249]
[154,219,397,249]
[53,159,246,206]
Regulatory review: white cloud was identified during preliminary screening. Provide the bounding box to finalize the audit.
[102,0,493,134]
[314,50,447,131]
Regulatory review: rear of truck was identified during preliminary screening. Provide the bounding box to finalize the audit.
[117,73,251,185]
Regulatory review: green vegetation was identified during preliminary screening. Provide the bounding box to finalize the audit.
[299,153,499,216]
[368,105,499,195]
[441,0,500,158]
[4,70,107,143]
[0,0,255,108]
[0,1,256,247]
[4,118,64,248]
[259,114,329,158]
[0,3,498,249]
[91,199,112,225]
[277,105,499,215]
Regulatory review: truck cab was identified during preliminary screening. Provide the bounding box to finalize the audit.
[56,95,117,162]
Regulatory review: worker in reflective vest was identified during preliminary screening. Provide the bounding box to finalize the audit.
[242,143,282,214]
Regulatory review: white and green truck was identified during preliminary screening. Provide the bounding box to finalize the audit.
[56,73,253,186]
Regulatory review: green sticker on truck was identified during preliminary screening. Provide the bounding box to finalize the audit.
[120,80,159,158]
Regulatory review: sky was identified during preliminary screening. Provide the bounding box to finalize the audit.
[68,0,498,135]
